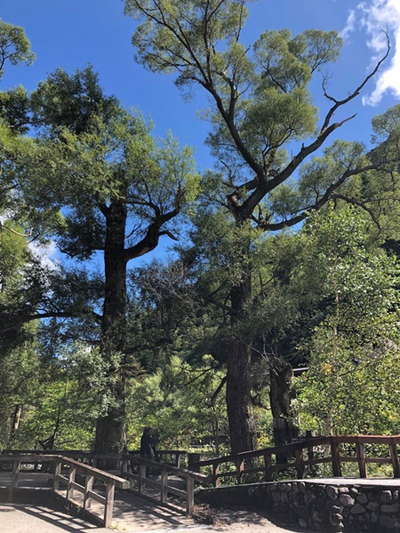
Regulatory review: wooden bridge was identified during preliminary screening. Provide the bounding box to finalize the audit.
[2,435,400,532]
[0,451,207,528]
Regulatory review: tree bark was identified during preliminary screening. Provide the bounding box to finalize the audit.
[226,276,257,455]
[95,200,128,454]
[269,358,298,454]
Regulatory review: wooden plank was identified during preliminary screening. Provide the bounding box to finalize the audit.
[104,481,115,528]
[212,464,221,488]
[12,459,21,488]
[69,480,85,493]
[160,470,168,504]
[55,473,69,483]
[138,464,146,495]
[54,461,62,491]
[337,456,391,464]
[295,449,305,479]
[130,456,208,482]
[331,441,342,477]
[60,456,128,487]
[214,466,264,479]
[67,467,76,501]
[236,459,244,483]
[86,488,106,504]
[186,477,194,516]
[166,485,186,498]
[84,475,94,509]
[390,442,400,478]
[307,442,315,469]
[356,442,367,478]
[195,435,400,468]
[264,451,273,482]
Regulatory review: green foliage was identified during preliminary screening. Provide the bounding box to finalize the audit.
[0,20,34,78]
[0,87,30,133]
[296,207,400,434]
[24,69,200,261]
[126,355,227,451]
[31,67,119,134]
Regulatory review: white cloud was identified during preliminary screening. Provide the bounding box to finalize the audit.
[342,0,400,106]
[341,9,356,40]
[29,239,59,271]
[1,213,59,270]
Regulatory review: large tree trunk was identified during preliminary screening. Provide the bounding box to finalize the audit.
[95,200,128,454]
[226,276,257,455]
[226,338,257,454]
[269,357,298,452]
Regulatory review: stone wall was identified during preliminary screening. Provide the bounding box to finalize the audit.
[196,481,400,532]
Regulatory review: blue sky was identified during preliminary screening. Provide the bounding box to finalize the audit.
[2,0,399,166]
[2,0,400,266]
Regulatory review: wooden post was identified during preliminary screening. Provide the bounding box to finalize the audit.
[12,459,21,489]
[331,440,342,477]
[295,448,305,479]
[138,464,146,495]
[307,442,315,472]
[121,454,129,475]
[389,441,400,478]
[53,460,61,491]
[236,459,245,484]
[212,463,221,487]
[84,474,94,509]
[104,481,115,528]
[356,442,367,478]
[160,469,168,504]
[67,466,76,501]
[186,476,194,516]
[264,451,273,482]
[8,459,21,500]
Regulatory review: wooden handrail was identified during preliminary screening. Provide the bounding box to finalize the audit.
[128,455,209,515]
[191,435,400,486]
[0,454,128,528]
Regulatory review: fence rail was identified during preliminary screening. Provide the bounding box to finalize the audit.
[3,448,188,472]
[128,455,209,515]
[191,435,400,486]
[0,454,128,527]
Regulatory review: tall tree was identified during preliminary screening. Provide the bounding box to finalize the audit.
[26,68,199,452]
[125,0,399,452]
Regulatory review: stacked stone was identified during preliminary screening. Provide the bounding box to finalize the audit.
[197,480,400,532]
[263,482,400,532]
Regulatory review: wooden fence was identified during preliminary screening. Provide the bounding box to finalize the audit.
[128,455,209,515]
[0,454,128,527]
[191,435,400,486]
[3,449,188,472]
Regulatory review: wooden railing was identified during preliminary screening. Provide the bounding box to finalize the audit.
[3,449,188,472]
[129,449,188,468]
[128,455,209,515]
[0,454,128,527]
[192,435,400,487]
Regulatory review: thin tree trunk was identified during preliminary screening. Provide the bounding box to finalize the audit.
[95,200,128,454]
